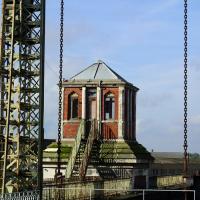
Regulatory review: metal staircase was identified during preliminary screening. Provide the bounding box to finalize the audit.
[79,120,97,180]
[95,141,131,179]
[65,120,85,179]
[65,120,98,180]
[65,120,129,180]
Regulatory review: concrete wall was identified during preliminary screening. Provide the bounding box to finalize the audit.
[43,178,132,200]
[43,175,188,199]
[149,175,184,188]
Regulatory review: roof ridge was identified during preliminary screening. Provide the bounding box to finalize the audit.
[93,61,101,79]
[69,62,97,80]
[69,60,130,84]
[103,62,129,82]
[99,61,119,79]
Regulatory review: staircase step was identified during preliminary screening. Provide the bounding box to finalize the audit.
[67,121,100,179]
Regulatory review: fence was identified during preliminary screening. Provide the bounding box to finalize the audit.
[0,191,39,200]
[0,176,195,200]
[42,188,195,200]
[0,189,195,200]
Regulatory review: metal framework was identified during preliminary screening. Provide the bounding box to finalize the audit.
[0,0,45,194]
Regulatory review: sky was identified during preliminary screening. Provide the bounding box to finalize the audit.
[0,0,200,153]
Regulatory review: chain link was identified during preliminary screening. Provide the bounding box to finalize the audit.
[183,0,188,176]
[55,0,189,180]
[57,0,64,176]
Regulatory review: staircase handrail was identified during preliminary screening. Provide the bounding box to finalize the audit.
[79,120,97,180]
[65,120,85,179]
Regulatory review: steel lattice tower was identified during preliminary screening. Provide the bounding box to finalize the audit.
[0,0,45,193]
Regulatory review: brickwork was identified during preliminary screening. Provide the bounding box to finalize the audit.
[101,87,119,139]
[102,87,119,120]
[63,122,80,138]
[63,87,82,120]
[62,85,137,140]
[124,88,137,140]
[63,87,82,138]
[102,122,118,139]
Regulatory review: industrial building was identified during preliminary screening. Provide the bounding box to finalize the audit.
[1,0,199,199]
[58,60,153,187]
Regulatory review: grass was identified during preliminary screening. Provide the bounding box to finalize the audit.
[44,143,72,159]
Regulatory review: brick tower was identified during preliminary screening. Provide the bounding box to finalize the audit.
[62,60,138,141]
[63,60,153,187]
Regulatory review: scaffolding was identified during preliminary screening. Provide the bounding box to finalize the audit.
[0,0,45,194]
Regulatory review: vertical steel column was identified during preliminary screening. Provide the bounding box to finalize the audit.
[0,0,45,194]
[0,1,6,193]
[38,0,45,199]
[1,0,18,193]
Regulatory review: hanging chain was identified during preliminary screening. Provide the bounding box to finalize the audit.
[54,0,189,181]
[57,0,64,176]
[183,0,188,176]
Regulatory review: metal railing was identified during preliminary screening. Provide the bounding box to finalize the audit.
[0,191,39,200]
[79,120,97,180]
[65,120,84,179]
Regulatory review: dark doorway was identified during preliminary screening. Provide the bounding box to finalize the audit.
[134,175,146,189]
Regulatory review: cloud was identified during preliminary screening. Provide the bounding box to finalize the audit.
[1,0,200,153]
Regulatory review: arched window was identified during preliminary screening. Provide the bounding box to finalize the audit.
[104,93,115,120]
[69,93,78,119]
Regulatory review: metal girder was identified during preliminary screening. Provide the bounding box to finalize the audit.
[0,0,45,194]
